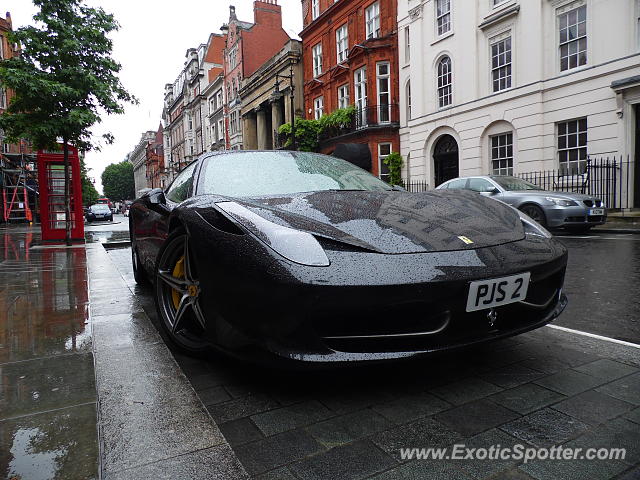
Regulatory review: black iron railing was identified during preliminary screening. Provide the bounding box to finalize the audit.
[518,156,634,210]
[319,104,400,143]
[403,180,430,193]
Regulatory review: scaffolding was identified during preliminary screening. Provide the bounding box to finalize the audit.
[0,153,38,224]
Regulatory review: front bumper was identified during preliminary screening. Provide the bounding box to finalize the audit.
[196,232,568,365]
[544,204,607,228]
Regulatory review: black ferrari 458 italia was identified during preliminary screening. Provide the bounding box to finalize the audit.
[129,150,567,364]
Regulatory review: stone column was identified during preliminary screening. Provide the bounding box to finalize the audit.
[271,100,283,149]
[243,113,258,150]
[283,91,292,125]
[256,108,267,150]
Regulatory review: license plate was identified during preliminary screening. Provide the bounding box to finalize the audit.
[589,208,604,216]
[466,272,530,312]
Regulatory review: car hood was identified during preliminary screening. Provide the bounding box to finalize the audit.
[505,190,598,202]
[230,190,525,254]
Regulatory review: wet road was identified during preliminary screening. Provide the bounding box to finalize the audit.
[554,232,640,344]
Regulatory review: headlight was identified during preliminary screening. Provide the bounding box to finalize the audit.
[517,209,553,238]
[216,201,330,267]
[545,196,578,207]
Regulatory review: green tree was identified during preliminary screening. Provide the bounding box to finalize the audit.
[101,160,134,201]
[383,152,404,186]
[80,158,99,206]
[0,0,135,244]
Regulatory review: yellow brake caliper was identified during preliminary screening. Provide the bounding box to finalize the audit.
[171,256,185,310]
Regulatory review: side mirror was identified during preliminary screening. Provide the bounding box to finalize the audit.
[148,188,166,205]
[485,187,500,194]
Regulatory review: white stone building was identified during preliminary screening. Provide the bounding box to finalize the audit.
[129,131,155,197]
[399,0,640,207]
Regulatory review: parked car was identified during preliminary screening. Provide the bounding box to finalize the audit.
[129,151,567,365]
[436,175,606,233]
[86,204,113,222]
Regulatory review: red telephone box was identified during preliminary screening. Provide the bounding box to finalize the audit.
[37,145,85,242]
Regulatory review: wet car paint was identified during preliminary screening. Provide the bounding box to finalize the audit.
[130,151,568,365]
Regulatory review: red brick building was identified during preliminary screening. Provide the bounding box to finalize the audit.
[300,0,399,180]
[222,1,292,150]
[145,124,165,189]
[0,12,31,155]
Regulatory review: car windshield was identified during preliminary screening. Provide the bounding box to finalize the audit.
[491,176,541,191]
[201,151,393,197]
[91,205,110,212]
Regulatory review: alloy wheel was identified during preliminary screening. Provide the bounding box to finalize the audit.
[521,205,546,227]
[155,233,208,351]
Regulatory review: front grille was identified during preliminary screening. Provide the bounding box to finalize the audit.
[587,215,604,222]
[583,199,603,207]
[565,216,586,222]
[315,266,566,353]
[583,200,593,207]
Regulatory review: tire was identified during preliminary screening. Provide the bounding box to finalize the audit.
[519,204,547,227]
[153,229,210,355]
[131,245,147,285]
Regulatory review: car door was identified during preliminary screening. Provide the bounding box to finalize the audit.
[139,162,198,272]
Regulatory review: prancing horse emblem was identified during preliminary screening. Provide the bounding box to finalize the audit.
[487,308,497,327]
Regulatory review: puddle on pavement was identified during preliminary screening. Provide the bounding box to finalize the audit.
[1,228,99,479]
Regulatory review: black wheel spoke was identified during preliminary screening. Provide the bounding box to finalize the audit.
[192,299,207,330]
[172,295,190,333]
[157,270,189,294]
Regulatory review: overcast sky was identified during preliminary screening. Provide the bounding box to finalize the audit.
[4,0,303,193]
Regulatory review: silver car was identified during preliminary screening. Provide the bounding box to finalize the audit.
[436,175,606,232]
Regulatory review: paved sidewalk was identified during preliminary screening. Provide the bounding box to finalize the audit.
[105,243,640,480]
[1,228,98,479]
[0,225,247,479]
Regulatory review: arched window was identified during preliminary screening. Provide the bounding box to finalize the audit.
[406,80,412,123]
[437,56,452,108]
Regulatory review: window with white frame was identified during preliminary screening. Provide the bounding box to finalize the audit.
[312,43,323,77]
[404,26,410,63]
[216,90,223,109]
[493,0,508,6]
[365,2,381,39]
[338,84,350,109]
[436,0,451,36]
[0,89,6,110]
[336,24,348,63]
[378,143,392,182]
[377,62,391,124]
[558,118,587,175]
[559,5,587,71]
[218,119,224,141]
[229,46,238,69]
[491,34,511,92]
[230,111,238,134]
[406,80,412,122]
[490,133,513,175]
[354,67,367,126]
[437,56,452,108]
[312,0,320,20]
[0,36,4,59]
[314,96,324,119]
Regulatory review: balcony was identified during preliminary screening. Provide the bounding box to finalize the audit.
[319,104,399,143]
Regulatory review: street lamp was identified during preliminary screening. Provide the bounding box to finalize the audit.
[273,64,296,151]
